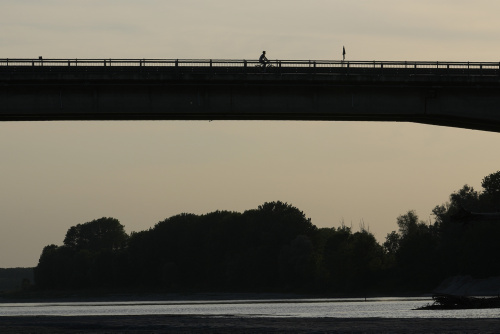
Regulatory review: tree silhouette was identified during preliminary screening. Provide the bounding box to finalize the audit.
[63,217,128,251]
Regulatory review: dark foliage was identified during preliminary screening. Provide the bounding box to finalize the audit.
[33,171,500,294]
[35,218,129,289]
[0,268,34,292]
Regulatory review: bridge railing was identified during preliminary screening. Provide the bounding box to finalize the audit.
[1,58,500,72]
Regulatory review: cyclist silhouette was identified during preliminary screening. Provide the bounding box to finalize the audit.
[259,51,269,67]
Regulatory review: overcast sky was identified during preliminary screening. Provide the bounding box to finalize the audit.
[2,0,500,268]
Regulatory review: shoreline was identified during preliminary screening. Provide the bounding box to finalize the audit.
[1,315,500,333]
[0,290,430,304]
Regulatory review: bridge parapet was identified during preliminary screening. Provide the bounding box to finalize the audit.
[2,59,500,85]
[2,58,500,73]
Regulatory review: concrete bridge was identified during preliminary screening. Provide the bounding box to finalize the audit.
[2,58,500,132]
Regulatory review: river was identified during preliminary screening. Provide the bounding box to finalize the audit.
[1,297,499,318]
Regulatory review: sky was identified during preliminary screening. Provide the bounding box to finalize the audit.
[2,0,500,267]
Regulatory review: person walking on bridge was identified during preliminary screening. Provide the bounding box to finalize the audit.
[259,51,269,68]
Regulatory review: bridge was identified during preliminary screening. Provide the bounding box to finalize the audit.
[2,58,500,132]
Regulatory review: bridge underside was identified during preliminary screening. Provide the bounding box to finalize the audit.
[2,65,500,132]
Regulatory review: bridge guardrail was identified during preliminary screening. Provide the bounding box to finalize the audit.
[1,58,500,70]
[1,59,500,79]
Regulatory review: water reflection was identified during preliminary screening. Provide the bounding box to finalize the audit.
[1,297,499,318]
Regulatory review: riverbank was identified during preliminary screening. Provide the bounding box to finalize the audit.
[1,315,500,333]
[0,291,321,304]
[1,289,426,304]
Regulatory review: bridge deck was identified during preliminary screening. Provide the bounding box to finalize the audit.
[1,59,500,132]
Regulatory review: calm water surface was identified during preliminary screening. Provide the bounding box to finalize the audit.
[1,298,500,318]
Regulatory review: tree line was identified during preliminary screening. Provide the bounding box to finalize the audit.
[0,268,33,292]
[34,171,500,295]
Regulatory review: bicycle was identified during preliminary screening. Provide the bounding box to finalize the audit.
[255,61,275,68]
